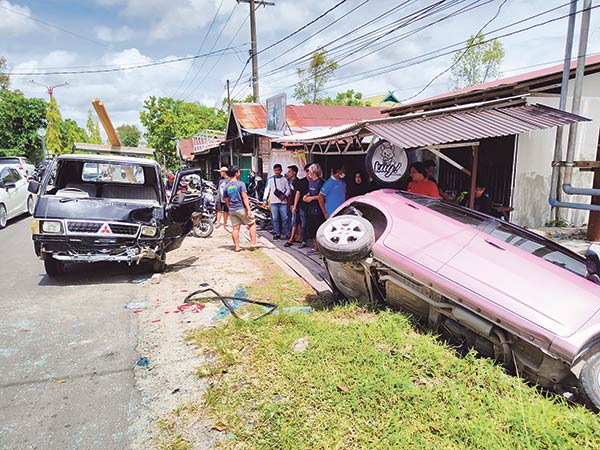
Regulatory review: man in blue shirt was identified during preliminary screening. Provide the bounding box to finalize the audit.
[319,165,347,219]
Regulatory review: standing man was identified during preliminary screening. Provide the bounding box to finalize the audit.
[262,163,290,240]
[284,165,303,247]
[215,166,230,228]
[318,165,347,219]
[223,165,257,252]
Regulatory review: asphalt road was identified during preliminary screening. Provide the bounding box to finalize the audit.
[0,215,144,449]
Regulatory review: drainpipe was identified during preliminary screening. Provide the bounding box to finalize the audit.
[549,0,577,220]
[550,0,600,209]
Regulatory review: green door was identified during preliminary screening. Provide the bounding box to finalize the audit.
[240,155,252,185]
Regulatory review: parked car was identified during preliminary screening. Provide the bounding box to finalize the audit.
[316,189,600,410]
[0,165,36,228]
[28,153,203,276]
[0,156,36,178]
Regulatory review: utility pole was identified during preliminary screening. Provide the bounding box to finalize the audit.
[237,0,274,103]
[226,79,231,111]
[30,80,69,100]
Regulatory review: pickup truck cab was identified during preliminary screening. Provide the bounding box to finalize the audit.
[28,153,202,276]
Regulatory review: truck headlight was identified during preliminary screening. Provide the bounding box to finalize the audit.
[41,220,63,234]
[141,225,157,237]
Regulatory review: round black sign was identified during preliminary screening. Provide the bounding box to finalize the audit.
[365,140,408,184]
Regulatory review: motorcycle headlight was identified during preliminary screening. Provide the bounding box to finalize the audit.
[41,220,63,234]
[141,225,157,237]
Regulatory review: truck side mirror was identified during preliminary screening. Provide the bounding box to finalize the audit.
[28,180,40,194]
[586,244,600,285]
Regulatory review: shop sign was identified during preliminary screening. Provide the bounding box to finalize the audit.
[365,140,408,184]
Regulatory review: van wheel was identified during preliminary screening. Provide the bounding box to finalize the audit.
[44,255,65,277]
[27,195,35,215]
[579,352,600,411]
[316,215,374,262]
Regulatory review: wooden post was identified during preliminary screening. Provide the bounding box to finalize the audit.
[469,144,479,209]
[587,131,600,241]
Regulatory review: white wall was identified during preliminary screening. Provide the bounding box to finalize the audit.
[512,73,600,228]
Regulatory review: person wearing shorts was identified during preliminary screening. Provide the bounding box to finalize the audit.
[215,167,230,228]
[224,165,258,252]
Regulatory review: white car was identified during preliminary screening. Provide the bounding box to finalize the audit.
[0,156,36,178]
[0,165,35,228]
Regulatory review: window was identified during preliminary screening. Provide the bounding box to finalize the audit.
[489,223,587,277]
[0,168,21,185]
[82,162,145,184]
[427,202,487,228]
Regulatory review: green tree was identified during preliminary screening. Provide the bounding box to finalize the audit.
[86,110,102,144]
[45,97,64,156]
[294,50,338,104]
[59,118,87,152]
[319,89,364,106]
[450,33,505,88]
[0,90,46,161]
[116,124,141,147]
[140,96,227,167]
[0,56,10,91]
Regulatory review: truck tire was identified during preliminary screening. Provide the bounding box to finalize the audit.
[579,352,600,411]
[152,252,167,273]
[316,215,374,262]
[44,255,65,277]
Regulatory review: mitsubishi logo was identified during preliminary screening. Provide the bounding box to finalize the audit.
[99,224,112,234]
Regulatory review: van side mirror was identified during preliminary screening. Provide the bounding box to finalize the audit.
[586,244,600,285]
[28,180,40,194]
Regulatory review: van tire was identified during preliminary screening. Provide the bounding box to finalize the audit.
[316,215,374,262]
[579,352,600,411]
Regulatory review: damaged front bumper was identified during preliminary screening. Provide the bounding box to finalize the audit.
[34,234,163,264]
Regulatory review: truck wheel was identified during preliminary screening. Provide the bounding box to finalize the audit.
[192,218,214,238]
[579,352,600,411]
[316,215,374,262]
[44,255,65,277]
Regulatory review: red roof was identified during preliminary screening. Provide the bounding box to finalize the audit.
[231,103,383,130]
[385,54,600,115]
[178,139,194,161]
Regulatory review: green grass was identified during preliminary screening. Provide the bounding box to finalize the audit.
[187,301,600,449]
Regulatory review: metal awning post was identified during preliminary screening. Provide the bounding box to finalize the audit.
[469,144,479,209]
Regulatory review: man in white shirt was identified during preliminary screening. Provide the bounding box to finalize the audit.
[262,163,290,240]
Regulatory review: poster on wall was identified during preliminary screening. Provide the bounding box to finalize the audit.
[266,93,287,134]
[267,149,307,177]
[365,139,408,184]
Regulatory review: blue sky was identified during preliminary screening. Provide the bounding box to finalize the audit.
[1,0,599,134]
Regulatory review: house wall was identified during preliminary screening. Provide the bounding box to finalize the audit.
[512,72,600,228]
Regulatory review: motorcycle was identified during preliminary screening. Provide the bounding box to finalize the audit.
[248,171,265,199]
[248,196,272,231]
[176,174,216,238]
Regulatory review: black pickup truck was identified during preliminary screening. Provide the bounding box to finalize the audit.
[28,153,202,276]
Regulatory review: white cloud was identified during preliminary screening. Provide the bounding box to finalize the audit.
[0,0,38,34]
[94,25,135,42]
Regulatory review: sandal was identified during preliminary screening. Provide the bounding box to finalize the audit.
[284,241,293,247]
[298,243,307,249]
[234,248,243,252]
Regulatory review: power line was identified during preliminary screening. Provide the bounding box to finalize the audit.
[257,0,351,55]
[5,45,248,76]
[321,2,599,93]
[401,0,508,102]
[0,3,107,47]
[179,2,240,100]
[172,0,227,98]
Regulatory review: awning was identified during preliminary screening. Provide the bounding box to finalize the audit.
[367,104,588,149]
[274,97,590,149]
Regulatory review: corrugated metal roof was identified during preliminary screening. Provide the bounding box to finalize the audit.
[367,104,589,149]
[275,99,590,148]
[231,103,383,130]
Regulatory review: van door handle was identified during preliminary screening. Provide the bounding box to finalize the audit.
[484,239,506,251]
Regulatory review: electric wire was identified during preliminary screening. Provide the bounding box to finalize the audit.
[172,0,226,98]
[0,3,107,46]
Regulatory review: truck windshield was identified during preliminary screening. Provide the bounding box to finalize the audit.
[82,162,145,184]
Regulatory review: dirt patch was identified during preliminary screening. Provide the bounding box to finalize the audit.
[128,227,269,449]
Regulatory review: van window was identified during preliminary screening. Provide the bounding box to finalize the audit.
[489,223,587,277]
